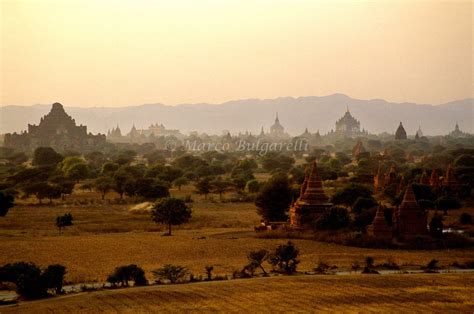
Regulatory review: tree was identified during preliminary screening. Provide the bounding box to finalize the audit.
[435,197,461,215]
[211,177,232,201]
[56,213,73,233]
[246,249,269,275]
[246,179,260,193]
[205,265,214,281]
[135,178,170,199]
[173,177,188,191]
[94,176,114,200]
[151,197,192,235]
[352,197,377,215]
[269,241,299,275]
[255,174,293,221]
[66,163,89,182]
[152,264,188,284]
[195,178,211,199]
[42,264,66,294]
[0,191,14,217]
[314,206,351,230]
[32,147,63,166]
[331,184,373,208]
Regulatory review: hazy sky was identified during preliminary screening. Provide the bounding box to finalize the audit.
[1,0,472,107]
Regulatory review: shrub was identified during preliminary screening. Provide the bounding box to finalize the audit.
[205,265,214,281]
[352,197,377,215]
[106,264,147,287]
[56,213,73,233]
[424,259,440,273]
[314,206,351,230]
[436,197,461,214]
[152,264,188,284]
[0,191,14,217]
[460,213,472,225]
[429,214,443,238]
[417,199,435,210]
[268,241,299,275]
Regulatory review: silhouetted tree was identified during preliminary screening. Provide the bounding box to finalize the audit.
[151,197,192,235]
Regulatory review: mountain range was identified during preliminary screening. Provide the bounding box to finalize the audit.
[1,94,472,136]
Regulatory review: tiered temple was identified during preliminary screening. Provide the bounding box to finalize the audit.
[334,108,368,137]
[289,161,332,228]
[4,103,105,152]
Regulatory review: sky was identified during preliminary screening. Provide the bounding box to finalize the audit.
[1,0,472,107]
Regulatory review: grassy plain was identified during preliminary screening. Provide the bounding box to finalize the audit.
[0,185,473,283]
[2,274,474,313]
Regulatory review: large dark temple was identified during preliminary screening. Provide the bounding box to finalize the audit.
[4,102,106,152]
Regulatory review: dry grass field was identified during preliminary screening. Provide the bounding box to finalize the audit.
[1,185,473,284]
[2,274,474,313]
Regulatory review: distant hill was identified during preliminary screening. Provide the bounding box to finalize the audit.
[1,94,472,136]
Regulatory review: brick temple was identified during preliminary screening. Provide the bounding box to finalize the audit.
[289,161,332,228]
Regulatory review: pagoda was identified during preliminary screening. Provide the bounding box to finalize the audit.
[289,161,332,228]
[269,113,287,138]
[395,122,407,140]
[393,185,428,239]
[429,168,440,188]
[334,107,368,137]
[367,206,392,240]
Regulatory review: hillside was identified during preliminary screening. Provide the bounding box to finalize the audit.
[2,274,473,313]
[1,95,472,136]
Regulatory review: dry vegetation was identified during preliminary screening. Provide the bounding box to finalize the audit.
[2,274,474,313]
[1,186,473,284]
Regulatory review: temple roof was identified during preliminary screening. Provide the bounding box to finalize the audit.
[395,122,407,140]
[398,185,421,214]
[299,161,329,204]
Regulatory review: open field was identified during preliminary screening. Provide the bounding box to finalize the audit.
[1,186,473,283]
[2,274,474,313]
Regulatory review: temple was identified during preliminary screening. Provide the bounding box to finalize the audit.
[334,108,368,137]
[289,161,332,228]
[448,122,469,138]
[4,103,105,152]
[393,185,428,239]
[367,205,392,240]
[268,113,287,138]
[395,122,407,140]
[374,164,398,193]
[107,123,182,143]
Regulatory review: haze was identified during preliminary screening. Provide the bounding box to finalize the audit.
[1,0,472,107]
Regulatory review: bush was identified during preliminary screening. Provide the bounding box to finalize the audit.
[0,192,14,217]
[107,264,147,287]
[352,197,377,215]
[56,213,73,232]
[436,197,461,214]
[244,249,269,276]
[152,264,188,284]
[268,241,299,275]
[314,206,351,230]
[429,214,443,238]
[0,262,66,299]
[417,199,435,210]
[460,213,472,225]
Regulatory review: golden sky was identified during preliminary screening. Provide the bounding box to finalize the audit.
[1,0,472,107]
